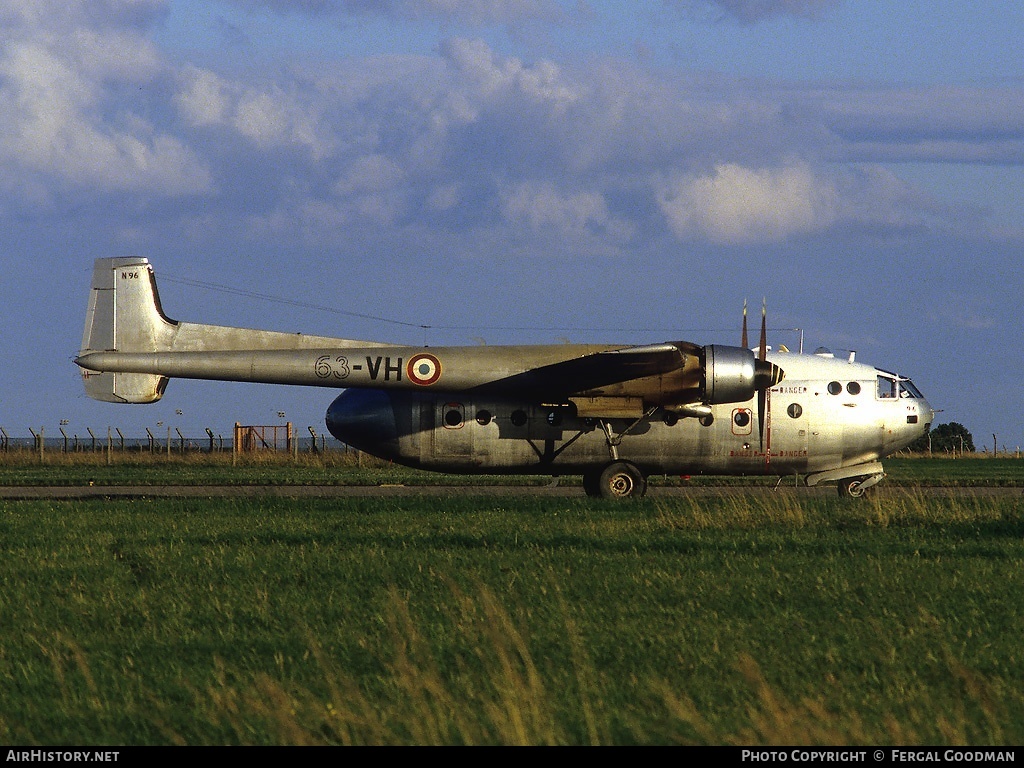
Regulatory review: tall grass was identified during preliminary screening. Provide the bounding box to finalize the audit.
[1,492,1022,744]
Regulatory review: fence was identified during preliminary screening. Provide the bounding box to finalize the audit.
[1,425,345,457]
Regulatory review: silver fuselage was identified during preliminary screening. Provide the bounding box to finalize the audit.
[325,351,933,481]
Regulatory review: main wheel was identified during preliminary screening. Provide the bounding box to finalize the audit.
[598,462,647,499]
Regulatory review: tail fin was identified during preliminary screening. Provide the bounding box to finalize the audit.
[79,257,175,403]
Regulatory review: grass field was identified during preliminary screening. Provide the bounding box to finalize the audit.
[0,450,1021,488]
[1,481,1023,745]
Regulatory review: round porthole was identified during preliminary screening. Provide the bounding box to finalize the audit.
[444,408,463,428]
[787,403,803,419]
[733,410,751,428]
[828,381,842,395]
[847,382,861,395]
[510,409,528,427]
[476,410,492,426]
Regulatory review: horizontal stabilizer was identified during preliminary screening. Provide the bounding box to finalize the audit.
[81,370,168,404]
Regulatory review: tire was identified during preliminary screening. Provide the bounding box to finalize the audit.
[598,462,647,500]
[837,476,871,499]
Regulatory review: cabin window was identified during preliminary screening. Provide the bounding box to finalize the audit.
[847,382,861,395]
[476,410,492,426]
[877,376,898,399]
[828,381,842,395]
[510,409,528,427]
[731,408,752,435]
[443,404,464,428]
[787,403,802,419]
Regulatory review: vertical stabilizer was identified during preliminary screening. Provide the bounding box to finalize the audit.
[79,257,175,403]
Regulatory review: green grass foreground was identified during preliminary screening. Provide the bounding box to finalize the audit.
[1,491,1022,745]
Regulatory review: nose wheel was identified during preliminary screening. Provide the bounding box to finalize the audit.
[584,461,648,499]
[837,473,884,498]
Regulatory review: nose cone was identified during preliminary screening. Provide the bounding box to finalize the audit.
[918,397,936,437]
[326,389,398,455]
[893,392,935,453]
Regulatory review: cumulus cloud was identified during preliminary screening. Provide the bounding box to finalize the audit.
[186,34,1018,249]
[655,160,967,243]
[0,0,211,197]
[1,2,1015,250]
[656,161,838,243]
[500,181,634,241]
[174,66,331,157]
[441,37,581,110]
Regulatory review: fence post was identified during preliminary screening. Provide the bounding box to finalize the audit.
[107,427,112,466]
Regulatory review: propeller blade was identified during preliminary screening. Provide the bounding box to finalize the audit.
[758,387,767,453]
[759,298,767,361]
[755,298,780,454]
[741,299,748,349]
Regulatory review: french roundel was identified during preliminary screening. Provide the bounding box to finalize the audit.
[407,353,442,386]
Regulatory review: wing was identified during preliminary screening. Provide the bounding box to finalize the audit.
[471,341,703,402]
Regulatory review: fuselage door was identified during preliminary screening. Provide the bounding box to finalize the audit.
[432,400,473,457]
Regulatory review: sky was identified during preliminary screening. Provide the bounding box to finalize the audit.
[1,0,1022,451]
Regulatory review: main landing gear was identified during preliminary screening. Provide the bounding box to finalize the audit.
[581,414,654,499]
[583,461,648,499]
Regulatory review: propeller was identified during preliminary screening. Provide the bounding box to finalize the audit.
[746,299,785,455]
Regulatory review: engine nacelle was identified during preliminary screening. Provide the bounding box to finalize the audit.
[702,344,759,404]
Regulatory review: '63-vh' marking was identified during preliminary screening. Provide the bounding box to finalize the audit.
[315,355,407,382]
[315,355,351,380]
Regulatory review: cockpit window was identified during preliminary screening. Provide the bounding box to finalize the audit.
[877,376,898,399]
[900,380,924,399]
